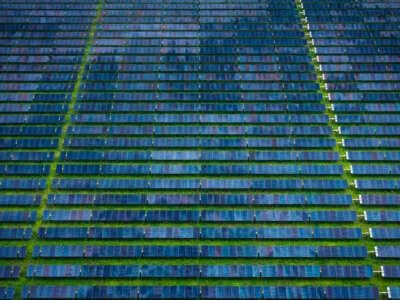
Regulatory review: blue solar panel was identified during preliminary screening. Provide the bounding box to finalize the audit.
[0,266,20,279]
[325,286,378,300]
[201,194,251,205]
[370,228,400,240]
[355,179,400,190]
[201,265,259,278]
[0,287,14,300]
[347,152,400,162]
[143,246,199,258]
[81,265,140,278]
[139,286,199,299]
[0,246,26,258]
[47,194,147,205]
[365,210,400,222]
[376,246,400,258]
[260,246,316,258]
[201,227,256,239]
[202,210,254,222]
[261,265,320,278]
[21,286,76,300]
[360,194,400,206]
[0,228,32,240]
[382,266,400,278]
[27,265,81,278]
[253,194,305,205]
[201,286,262,299]
[313,228,362,240]
[33,246,142,258]
[38,227,88,240]
[345,139,400,149]
[388,286,400,300]
[258,227,312,240]
[147,210,200,222]
[201,246,258,258]
[78,286,138,299]
[256,210,308,222]
[148,194,199,205]
[351,165,400,175]
[145,227,198,239]
[0,211,37,223]
[317,246,368,258]
[0,179,46,190]
[321,266,373,278]
[141,265,199,278]
[265,286,324,299]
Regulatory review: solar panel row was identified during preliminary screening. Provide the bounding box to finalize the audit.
[38,226,362,240]
[33,245,369,258]
[42,209,356,222]
[51,179,348,190]
[55,164,343,175]
[78,92,322,102]
[26,264,373,278]
[60,150,340,161]
[20,285,380,299]
[47,193,352,206]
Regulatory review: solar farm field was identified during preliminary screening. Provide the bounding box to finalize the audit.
[0,0,399,298]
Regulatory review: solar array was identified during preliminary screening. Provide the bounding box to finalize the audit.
[0,0,399,298]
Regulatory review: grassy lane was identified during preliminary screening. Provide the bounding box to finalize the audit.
[295,0,392,292]
[14,0,105,297]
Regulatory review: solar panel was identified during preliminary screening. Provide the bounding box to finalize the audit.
[260,265,320,278]
[364,210,400,222]
[324,286,379,300]
[145,227,198,239]
[0,228,32,240]
[47,194,147,205]
[309,210,356,222]
[359,194,400,206]
[260,246,316,258]
[263,286,324,299]
[317,246,368,258]
[33,246,142,258]
[258,227,312,240]
[375,246,400,258]
[313,228,362,240]
[78,286,138,299]
[382,266,400,278]
[370,228,400,240]
[0,246,26,258]
[0,287,14,300]
[321,266,373,278]
[143,246,199,258]
[21,286,76,300]
[201,265,259,278]
[201,246,258,258]
[201,286,262,299]
[0,266,20,279]
[388,286,400,300]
